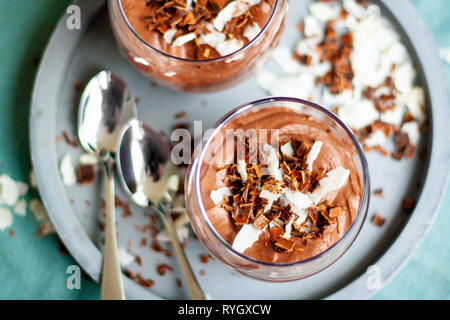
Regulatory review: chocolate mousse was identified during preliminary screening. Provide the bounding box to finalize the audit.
[121,0,276,60]
[110,0,287,91]
[200,107,362,263]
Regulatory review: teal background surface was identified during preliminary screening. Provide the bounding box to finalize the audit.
[0,0,448,299]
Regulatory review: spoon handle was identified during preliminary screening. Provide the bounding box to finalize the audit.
[162,210,206,300]
[101,171,125,300]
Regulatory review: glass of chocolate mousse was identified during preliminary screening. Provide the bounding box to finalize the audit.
[108,0,288,93]
[185,97,370,281]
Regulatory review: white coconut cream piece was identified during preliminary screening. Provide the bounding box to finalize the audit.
[236,160,248,182]
[157,225,190,243]
[199,24,226,47]
[305,141,323,172]
[157,209,190,242]
[261,143,283,181]
[0,207,13,231]
[172,32,196,47]
[393,62,416,95]
[163,28,177,44]
[258,72,316,100]
[280,141,294,157]
[308,1,341,21]
[272,46,303,75]
[186,0,196,10]
[296,37,321,63]
[118,247,134,267]
[364,129,387,147]
[309,167,350,204]
[166,174,180,192]
[322,88,354,109]
[199,25,244,56]
[339,13,359,30]
[213,0,261,32]
[380,103,406,126]
[304,15,323,39]
[383,41,408,66]
[283,216,295,239]
[256,70,277,92]
[16,181,29,197]
[0,174,20,206]
[60,153,76,186]
[210,187,232,205]
[259,189,281,213]
[338,99,379,130]
[244,22,261,41]
[156,226,189,243]
[294,209,309,227]
[405,87,426,124]
[216,38,244,56]
[281,189,313,216]
[401,121,420,146]
[29,199,48,222]
[343,0,368,20]
[14,199,27,217]
[232,223,264,253]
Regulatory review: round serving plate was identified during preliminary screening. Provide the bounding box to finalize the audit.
[30,0,450,299]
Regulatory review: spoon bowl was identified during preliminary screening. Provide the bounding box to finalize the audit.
[78,70,136,156]
[78,70,137,300]
[116,119,171,207]
[116,119,206,300]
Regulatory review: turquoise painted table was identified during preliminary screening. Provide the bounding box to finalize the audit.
[0,0,448,300]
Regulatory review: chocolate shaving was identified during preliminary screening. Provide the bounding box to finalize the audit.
[140,238,147,248]
[199,253,210,264]
[137,275,154,288]
[135,255,143,267]
[175,111,187,119]
[364,76,399,113]
[77,165,96,185]
[216,137,345,250]
[274,237,295,252]
[253,214,270,230]
[402,197,415,213]
[124,269,137,280]
[329,207,343,218]
[62,131,78,147]
[372,214,386,227]
[392,131,416,160]
[137,0,264,60]
[156,263,173,276]
[373,188,384,198]
[293,52,313,66]
[316,24,354,94]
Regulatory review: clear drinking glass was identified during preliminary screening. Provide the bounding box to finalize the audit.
[185,97,370,281]
[108,0,288,93]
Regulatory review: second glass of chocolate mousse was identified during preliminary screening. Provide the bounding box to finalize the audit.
[108,0,288,92]
[185,97,370,281]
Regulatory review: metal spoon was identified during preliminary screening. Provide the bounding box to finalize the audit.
[78,70,137,300]
[116,119,206,300]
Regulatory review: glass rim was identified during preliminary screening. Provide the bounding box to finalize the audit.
[115,0,281,63]
[193,97,370,268]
